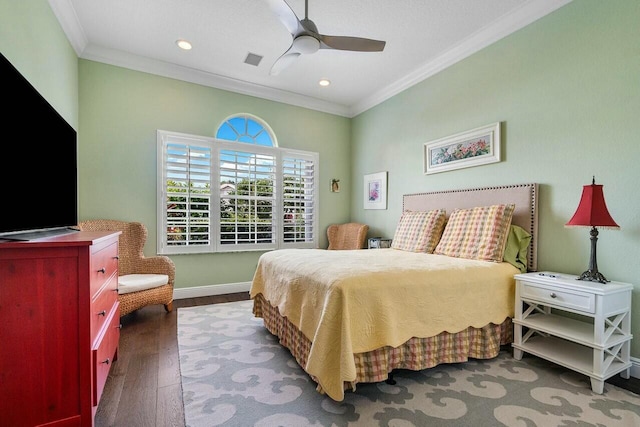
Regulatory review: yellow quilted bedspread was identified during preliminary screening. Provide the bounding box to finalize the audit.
[249,248,518,401]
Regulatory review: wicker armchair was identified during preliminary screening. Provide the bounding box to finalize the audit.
[327,222,369,250]
[78,219,175,316]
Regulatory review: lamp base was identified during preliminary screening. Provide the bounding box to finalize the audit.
[575,226,610,284]
[576,269,610,284]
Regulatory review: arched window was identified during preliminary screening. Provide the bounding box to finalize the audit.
[157,113,318,254]
[216,114,277,147]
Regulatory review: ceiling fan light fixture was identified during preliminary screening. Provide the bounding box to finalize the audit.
[293,35,320,54]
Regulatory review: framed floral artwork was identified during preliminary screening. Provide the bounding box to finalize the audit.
[423,122,501,174]
[363,171,387,210]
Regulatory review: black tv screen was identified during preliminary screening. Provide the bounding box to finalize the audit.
[1,53,78,238]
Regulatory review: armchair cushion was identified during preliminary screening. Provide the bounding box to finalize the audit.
[118,274,169,294]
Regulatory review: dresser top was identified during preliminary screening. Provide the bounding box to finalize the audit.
[0,230,120,249]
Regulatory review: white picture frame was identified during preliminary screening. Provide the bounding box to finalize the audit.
[363,171,387,210]
[423,122,501,175]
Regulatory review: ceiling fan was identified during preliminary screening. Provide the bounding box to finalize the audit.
[267,0,386,75]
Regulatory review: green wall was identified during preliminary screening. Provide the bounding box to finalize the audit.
[352,0,640,356]
[0,0,78,129]
[78,61,351,287]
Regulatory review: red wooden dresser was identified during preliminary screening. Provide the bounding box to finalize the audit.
[0,231,120,427]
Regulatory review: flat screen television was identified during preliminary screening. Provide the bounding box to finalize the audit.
[1,53,78,240]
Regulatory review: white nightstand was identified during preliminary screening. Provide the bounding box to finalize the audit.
[512,271,633,394]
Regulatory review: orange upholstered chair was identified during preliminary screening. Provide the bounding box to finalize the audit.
[327,223,369,250]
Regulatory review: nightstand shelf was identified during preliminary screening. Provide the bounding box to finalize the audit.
[517,313,631,348]
[515,335,630,381]
[512,272,633,394]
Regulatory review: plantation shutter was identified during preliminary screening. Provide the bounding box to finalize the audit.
[162,137,213,252]
[218,148,276,251]
[281,153,316,247]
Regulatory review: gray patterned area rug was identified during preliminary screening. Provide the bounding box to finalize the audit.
[177,300,640,427]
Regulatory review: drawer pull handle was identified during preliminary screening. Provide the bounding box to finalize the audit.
[97,267,106,274]
[101,358,110,365]
[550,293,557,299]
[98,310,106,316]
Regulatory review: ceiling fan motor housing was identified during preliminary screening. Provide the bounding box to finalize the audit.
[293,35,320,54]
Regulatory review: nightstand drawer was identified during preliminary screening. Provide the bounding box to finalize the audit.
[519,282,595,313]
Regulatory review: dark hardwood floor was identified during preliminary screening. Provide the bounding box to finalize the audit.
[95,293,250,427]
[95,293,639,427]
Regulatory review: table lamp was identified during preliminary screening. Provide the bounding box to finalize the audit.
[565,176,619,283]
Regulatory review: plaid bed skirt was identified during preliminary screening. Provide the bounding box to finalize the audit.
[252,293,513,394]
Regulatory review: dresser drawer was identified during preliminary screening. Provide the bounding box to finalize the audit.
[90,241,119,297]
[519,281,595,313]
[92,302,120,406]
[90,276,118,345]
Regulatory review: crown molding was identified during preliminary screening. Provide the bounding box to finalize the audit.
[48,0,88,56]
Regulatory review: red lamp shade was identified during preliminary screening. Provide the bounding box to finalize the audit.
[566,180,619,229]
[565,177,619,284]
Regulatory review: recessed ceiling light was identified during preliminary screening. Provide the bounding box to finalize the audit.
[176,39,192,50]
[319,79,331,87]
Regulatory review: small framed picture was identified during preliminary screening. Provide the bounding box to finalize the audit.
[363,171,387,210]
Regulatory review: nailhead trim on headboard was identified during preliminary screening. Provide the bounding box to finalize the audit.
[403,183,539,272]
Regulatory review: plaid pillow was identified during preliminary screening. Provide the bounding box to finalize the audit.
[434,204,515,262]
[391,209,446,253]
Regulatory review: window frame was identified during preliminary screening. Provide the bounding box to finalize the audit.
[157,129,319,254]
[216,113,278,147]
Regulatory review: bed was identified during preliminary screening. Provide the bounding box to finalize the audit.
[250,183,539,401]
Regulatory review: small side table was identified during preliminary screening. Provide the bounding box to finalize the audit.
[512,271,633,394]
[368,237,392,249]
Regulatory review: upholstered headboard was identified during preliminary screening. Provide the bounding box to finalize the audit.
[403,183,539,271]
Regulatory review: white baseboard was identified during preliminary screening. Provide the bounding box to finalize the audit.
[173,281,251,300]
[630,357,640,380]
[172,282,640,380]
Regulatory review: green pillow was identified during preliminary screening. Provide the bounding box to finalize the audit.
[503,225,532,273]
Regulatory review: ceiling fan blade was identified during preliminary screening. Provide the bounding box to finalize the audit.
[266,0,386,76]
[266,0,303,36]
[319,35,386,52]
[270,50,301,76]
